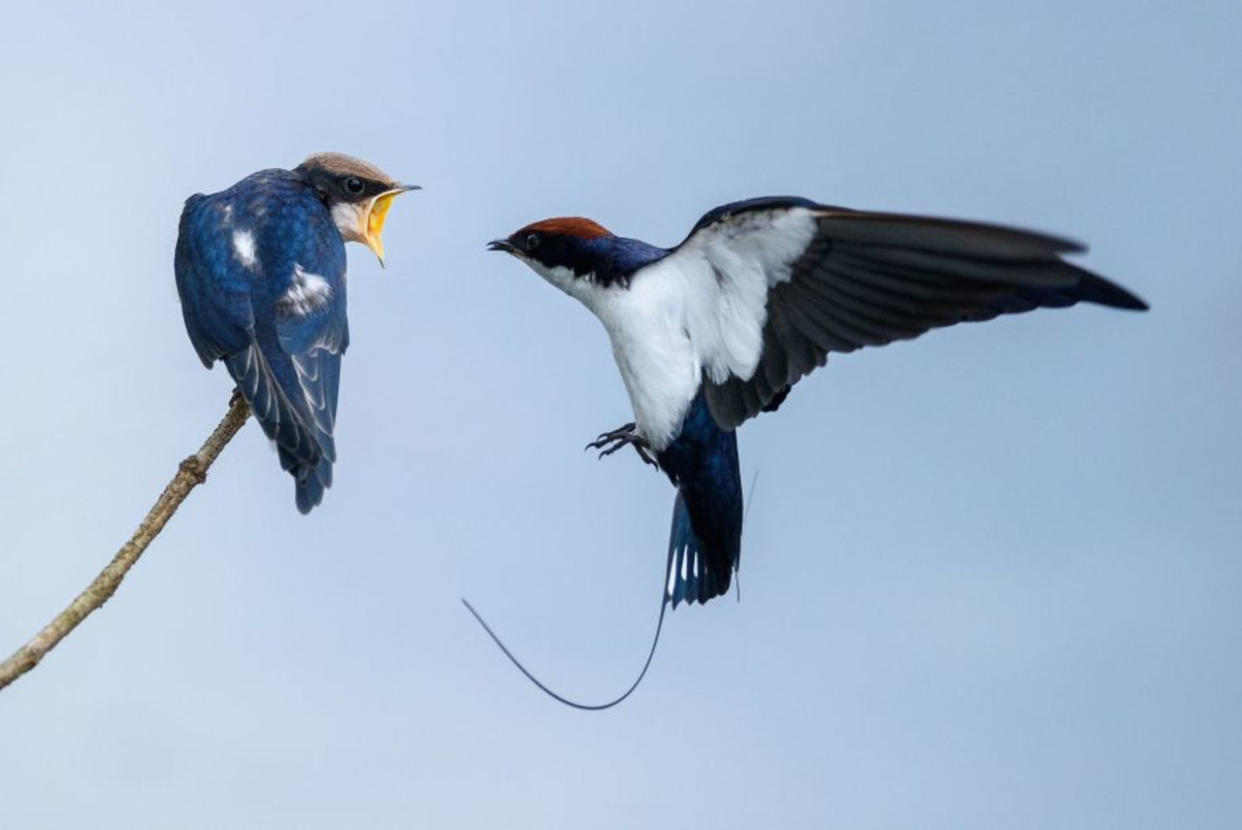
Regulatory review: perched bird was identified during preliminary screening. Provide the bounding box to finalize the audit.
[175,153,416,512]
[474,196,1147,707]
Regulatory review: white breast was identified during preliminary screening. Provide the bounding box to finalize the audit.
[529,261,702,451]
[521,207,819,450]
[595,275,701,451]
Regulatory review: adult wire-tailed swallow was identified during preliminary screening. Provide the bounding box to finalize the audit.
[476,196,1147,708]
[175,153,416,512]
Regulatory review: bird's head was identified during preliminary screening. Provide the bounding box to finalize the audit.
[488,217,619,295]
[295,152,418,266]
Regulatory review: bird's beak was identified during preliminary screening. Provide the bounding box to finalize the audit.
[364,184,420,267]
[487,239,514,254]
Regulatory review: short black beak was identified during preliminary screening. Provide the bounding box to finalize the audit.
[487,239,513,253]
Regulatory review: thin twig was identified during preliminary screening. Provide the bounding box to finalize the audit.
[0,393,251,691]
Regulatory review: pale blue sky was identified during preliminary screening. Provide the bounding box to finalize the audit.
[1,1,1239,827]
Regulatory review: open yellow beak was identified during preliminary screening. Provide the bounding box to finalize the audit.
[363,184,419,266]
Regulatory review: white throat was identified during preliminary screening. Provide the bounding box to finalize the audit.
[330,201,366,243]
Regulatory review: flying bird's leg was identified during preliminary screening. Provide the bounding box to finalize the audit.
[585,423,657,467]
[632,442,658,468]
[585,422,636,450]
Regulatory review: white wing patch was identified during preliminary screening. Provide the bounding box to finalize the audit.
[678,207,819,384]
[598,206,818,449]
[278,265,334,317]
[232,229,258,270]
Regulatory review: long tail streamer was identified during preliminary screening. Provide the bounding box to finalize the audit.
[460,579,669,710]
[462,469,761,710]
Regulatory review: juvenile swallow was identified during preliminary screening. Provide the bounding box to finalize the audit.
[175,153,416,512]
[476,196,1147,707]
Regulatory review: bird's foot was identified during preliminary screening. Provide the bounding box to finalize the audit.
[585,423,657,468]
[584,423,636,453]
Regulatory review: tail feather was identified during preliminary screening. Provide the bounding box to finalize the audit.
[282,447,333,514]
[229,340,335,514]
[665,481,741,609]
[667,492,700,607]
[659,391,744,608]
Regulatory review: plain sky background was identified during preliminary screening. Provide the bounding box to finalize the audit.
[1,1,1239,827]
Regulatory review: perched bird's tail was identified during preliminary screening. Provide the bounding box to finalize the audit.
[279,447,333,514]
[225,343,334,514]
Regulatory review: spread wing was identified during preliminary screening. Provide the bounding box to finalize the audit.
[648,197,1148,430]
[175,189,348,512]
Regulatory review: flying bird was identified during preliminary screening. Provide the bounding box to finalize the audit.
[175,153,416,512]
[473,196,1147,707]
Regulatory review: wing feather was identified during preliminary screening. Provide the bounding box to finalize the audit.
[650,199,1147,430]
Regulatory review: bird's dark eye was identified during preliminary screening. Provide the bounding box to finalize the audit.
[343,176,365,196]
[525,233,541,250]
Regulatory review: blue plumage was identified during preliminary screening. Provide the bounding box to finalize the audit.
[656,391,743,608]
[175,169,348,513]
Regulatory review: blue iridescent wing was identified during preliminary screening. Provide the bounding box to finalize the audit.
[272,253,349,513]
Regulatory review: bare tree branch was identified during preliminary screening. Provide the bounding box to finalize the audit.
[0,393,252,691]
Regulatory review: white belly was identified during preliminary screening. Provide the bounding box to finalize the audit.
[596,278,701,451]
[538,257,706,452]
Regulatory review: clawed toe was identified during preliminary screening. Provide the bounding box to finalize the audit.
[597,440,628,458]
[584,422,637,453]
[584,422,655,467]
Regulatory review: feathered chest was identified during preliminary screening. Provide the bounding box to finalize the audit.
[593,275,704,451]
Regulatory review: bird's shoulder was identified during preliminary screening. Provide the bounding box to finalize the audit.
[597,236,670,285]
[182,169,326,229]
[682,196,825,241]
[629,196,826,290]
[179,169,341,285]
[227,169,324,226]
[630,196,826,287]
